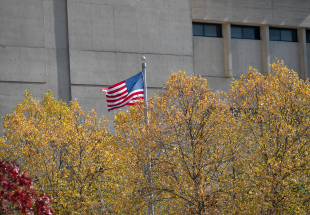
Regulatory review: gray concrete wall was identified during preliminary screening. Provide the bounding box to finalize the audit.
[191,0,310,94]
[0,0,195,126]
[67,0,194,122]
[192,0,310,27]
[0,0,71,130]
[231,39,262,76]
[1,0,310,130]
[193,37,225,77]
[270,41,300,76]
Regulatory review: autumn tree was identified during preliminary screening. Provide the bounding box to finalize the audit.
[0,159,53,215]
[228,60,310,214]
[114,72,239,214]
[0,91,128,214]
[1,60,310,214]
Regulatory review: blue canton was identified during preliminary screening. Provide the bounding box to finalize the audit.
[125,72,144,93]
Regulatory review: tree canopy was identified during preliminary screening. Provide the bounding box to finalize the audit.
[1,60,310,214]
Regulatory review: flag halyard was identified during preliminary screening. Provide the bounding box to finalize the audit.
[101,72,144,111]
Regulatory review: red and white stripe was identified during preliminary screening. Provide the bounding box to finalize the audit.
[101,81,144,111]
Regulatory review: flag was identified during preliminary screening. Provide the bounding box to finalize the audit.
[100,72,144,111]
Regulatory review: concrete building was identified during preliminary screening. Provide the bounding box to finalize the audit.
[1,0,310,124]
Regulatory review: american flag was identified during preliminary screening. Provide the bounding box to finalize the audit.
[100,72,144,111]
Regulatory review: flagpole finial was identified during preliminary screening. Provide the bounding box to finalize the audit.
[141,56,146,69]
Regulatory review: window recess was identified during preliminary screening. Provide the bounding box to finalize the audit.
[231,25,260,40]
[306,29,310,43]
[269,27,297,42]
[193,23,222,38]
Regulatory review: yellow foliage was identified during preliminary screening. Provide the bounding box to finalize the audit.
[1,91,126,214]
[1,60,310,214]
[228,59,310,214]
[115,71,238,214]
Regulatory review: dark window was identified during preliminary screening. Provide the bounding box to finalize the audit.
[243,28,255,39]
[231,25,260,40]
[204,25,217,37]
[306,30,310,43]
[270,28,280,41]
[193,23,204,36]
[269,27,297,42]
[193,23,222,38]
[231,26,242,38]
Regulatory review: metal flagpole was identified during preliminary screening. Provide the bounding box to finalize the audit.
[141,56,154,215]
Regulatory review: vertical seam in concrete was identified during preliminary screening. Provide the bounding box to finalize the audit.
[113,4,116,53]
[298,28,308,80]
[18,1,22,81]
[18,1,21,47]
[90,4,94,82]
[189,0,195,75]
[222,23,232,77]
[261,25,270,75]
[90,3,93,51]
[43,0,48,92]
[65,0,72,101]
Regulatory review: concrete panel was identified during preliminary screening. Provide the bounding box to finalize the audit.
[114,5,139,53]
[193,37,225,77]
[68,2,92,50]
[136,0,164,9]
[67,1,193,56]
[158,9,184,55]
[270,41,300,76]
[0,82,47,135]
[231,39,263,77]
[0,0,21,46]
[70,50,116,85]
[179,9,194,56]
[68,0,114,4]
[192,0,310,28]
[137,7,193,56]
[183,56,195,75]
[163,0,182,9]
[45,49,71,103]
[202,76,233,94]
[0,0,44,47]
[0,82,46,97]
[181,0,191,10]
[91,4,115,52]
[70,85,122,125]
[136,7,161,54]
[43,0,68,50]
[137,54,187,88]
[20,48,46,82]
[0,47,46,82]
[0,47,20,79]
[19,0,45,47]
[70,50,194,87]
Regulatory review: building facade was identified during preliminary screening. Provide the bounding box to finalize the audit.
[0,0,310,124]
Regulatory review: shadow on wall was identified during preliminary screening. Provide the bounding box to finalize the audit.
[53,0,71,103]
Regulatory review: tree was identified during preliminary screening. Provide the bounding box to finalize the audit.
[2,60,310,214]
[0,159,53,215]
[228,60,310,214]
[114,71,239,214]
[1,91,127,214]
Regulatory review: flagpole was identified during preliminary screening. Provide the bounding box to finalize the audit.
[142,56,148,123]
[142,56,154,215]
